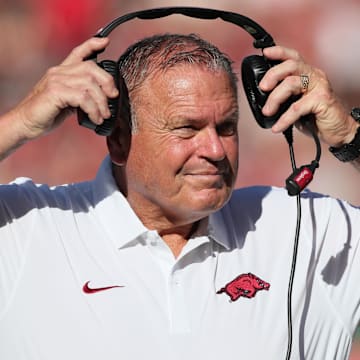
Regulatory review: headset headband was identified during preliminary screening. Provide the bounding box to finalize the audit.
[95,7,275,49]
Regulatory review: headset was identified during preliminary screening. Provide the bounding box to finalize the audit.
[76,7,323,360]
[78,6,283,133]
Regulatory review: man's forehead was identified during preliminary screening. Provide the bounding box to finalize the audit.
[148,64,236,91]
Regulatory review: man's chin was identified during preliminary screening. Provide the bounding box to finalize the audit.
[188,188,231,213]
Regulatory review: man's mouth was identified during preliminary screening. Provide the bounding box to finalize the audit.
[184,172,226,187]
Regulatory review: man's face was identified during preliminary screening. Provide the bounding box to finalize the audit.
[123,65,239,225]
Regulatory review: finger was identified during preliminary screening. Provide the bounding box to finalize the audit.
[263,45,303,63]
[62,61,119,99]
[82,61,119,99]
[259,46,309,92]
[61,37,110,65]
[49,61,118,109]
[59,75,111,120]
[271,96,313,133]
[259,58,311,93]
[62,85,106,125]
[19,80,106,138]
[73,76,113,119]
[36,61,118,127]
[262,75,302,116]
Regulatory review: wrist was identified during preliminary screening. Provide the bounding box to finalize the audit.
[340,111,360,145]
[329,108,360,162]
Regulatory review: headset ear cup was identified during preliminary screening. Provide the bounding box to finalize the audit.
[77,59,121,136]
[95,60,119,135]
[241,55,275,128]
[242,55,301,129]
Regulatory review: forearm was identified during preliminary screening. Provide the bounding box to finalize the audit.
[0,108,33,162]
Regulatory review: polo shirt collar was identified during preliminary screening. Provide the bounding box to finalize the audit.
[91,156,148,249]
[91,156,232,251]
[190,216,230,250]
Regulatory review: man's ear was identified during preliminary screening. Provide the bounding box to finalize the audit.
[107,75,132,166]
[107,125,131,166]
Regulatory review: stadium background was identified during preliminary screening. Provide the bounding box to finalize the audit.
[0,0,359,357]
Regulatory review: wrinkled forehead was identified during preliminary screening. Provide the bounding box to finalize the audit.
[132,65,239,128]
[134,64,239,107]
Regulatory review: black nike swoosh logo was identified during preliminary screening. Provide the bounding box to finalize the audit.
[82,281,124,294]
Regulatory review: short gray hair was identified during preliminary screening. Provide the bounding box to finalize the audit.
[117,33,238,131]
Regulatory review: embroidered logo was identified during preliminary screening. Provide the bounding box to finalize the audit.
[82,281,124,294]
[217,272,270,301]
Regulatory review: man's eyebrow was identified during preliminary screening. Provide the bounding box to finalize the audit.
[163,107,239,127]
[225,109,239,122]
[166,115,207,125]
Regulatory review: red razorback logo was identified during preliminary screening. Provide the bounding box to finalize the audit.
[217,273,270,301]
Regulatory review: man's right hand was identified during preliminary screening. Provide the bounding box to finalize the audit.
[4,37,119,142]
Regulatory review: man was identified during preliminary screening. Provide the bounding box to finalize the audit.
[0,33,359,360]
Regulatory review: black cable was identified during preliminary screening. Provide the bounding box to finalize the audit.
[282,127,300,360]
[285,183,302,360]
[283,120,321,360]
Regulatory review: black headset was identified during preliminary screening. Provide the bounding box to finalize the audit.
[77,6,321,196]
[77,6,288,133]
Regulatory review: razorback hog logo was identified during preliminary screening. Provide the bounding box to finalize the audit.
[217,273,270,301]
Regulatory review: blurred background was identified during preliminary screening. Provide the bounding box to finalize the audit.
[0,0,359,357]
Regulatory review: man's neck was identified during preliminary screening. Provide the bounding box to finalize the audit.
[158,222,199,258]
[127,194,201,257]
[114,170,205,257]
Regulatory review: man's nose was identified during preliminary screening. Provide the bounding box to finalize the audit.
[197,128,226,161]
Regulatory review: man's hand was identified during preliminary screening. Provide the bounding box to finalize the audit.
[10,37,119,140]
[259,45,359,148]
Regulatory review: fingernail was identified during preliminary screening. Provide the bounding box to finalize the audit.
[96,36,108,41]
[259,79,267,90]
[272,124,280,133]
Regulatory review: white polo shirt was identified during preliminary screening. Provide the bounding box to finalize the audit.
[0,157,360,360]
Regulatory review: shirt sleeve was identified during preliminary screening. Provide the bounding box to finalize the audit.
[313,195,360,334]
[0,178,60,315]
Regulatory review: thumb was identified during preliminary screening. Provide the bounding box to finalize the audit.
[61,37,110,65]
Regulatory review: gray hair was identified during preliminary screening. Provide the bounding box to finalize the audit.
[117,33,238,131]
